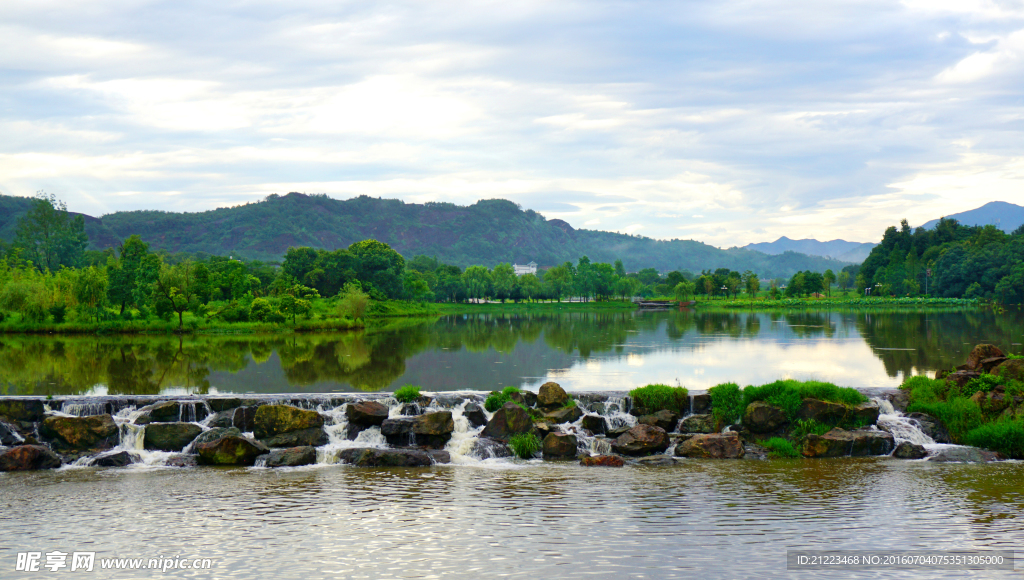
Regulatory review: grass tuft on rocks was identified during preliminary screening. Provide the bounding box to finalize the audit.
[709,383,744,424]
[628,384,688,414]
[484,386,522,412]
[964,420,1024,459]
[764,437,799,458]
[394,385,421,404]
[508,432,541,459]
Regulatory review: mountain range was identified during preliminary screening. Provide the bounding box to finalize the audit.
[920,201,1024,233]
[0,193,847,278]
[742,236,876,263]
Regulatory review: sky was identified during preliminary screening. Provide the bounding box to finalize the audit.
[2,1,1023,247]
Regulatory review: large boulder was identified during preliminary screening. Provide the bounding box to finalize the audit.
[137,401,183,423]
[338,448,449,467]
[0,421,24,446]
[143,422,203,452]
[260,427,328,448]
[906,413,951,443]
[994,359,1024,382]
[40,414,118,451]
[675,432,745,459]
[801,429,895,458]
[0,445,62,471]
[639,410,680,432]
[462,403,488,428]
[412,411,455,449]
[892,442,927,459]
[253,405,324,440]
[232,406,258,431]
[93,451,140,467]
[966,344,1004,371]
[0,399,45,423]
[205,411,235,429]
[195,436,269,465]
[470,438,513,459]
[852,402,880,425]
[798,399,849,424]
[945,370,982,388]
[345,401,389,427]
[678,414,715,434]
[928,446,1001,463]
[193,427,241,446]
[581,415,607,435]
[742,402,787,433]
[537,382,568,408]
[260,446,317,467]
[543,406,584,424]
[381,418,416,446]
[480,402,535,442]
[580,455,624,467]
[611,424,669,456]
[542,432,578,459]
[510,390,539,408]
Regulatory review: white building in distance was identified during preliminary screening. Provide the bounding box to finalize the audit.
[513,261,538,276]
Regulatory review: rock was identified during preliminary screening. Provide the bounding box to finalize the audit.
[195,435,269,466]
[639,410,680,432]
[893,442,927,459]
[579,455,624,467]
[232,406,258,431]
[166,454,198,468]
[463,403,488,428]
[994,359,1024,382]
[260,427,328,448]
[542,432,578,459]
[675,432,745,459]
[678,414,715,434]
[470,438,512,459]
[906,413,951,444]
[537,382,568,408]
[928,446,1002,463]
[411,411,455,449]
[143,422,203,452]
[543,406,584,424]
[509,390,538,408]
[581,415,607,435]
[399,403,422,416]
[0,445,62,471]
[944,370,982,388]
[40,414,118,451]
[852,402,880,425]
[0,421,24,446]
[207,398,244,413]
[139,401,182,422]
[253,405,325,440]
[0,399,45,423]
[966,344,1004,371]
[338,448,445,467]
[345,401,389,427]
[193,427,241,446]
[381,418,416,446]
[743,444,769,460]
[634,455,679,466]
[93,451,139,467]
[979,357,1008,373]
[588,402,607,415]
[533,421,557,438]
[798,398,849,424]
[691,394,711,414]
[205,411,234,429]
[480,402,536,442]
[427,450,451,464]
[607,425,632,437]
[611,424,669,456]
[260,446,317,467]
[886,391,909,413]
[742,402,787,433]
[801,429,895,457]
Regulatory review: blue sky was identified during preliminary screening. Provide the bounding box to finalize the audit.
[2,0,1023,246]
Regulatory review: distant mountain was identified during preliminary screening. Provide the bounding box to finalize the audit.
[743,236,875,263]
[920,201,1024,233]
[0,193,849,278]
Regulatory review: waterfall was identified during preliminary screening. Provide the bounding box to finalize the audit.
[872,397,935,447]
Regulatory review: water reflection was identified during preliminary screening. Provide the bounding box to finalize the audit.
[0,308,1020,396]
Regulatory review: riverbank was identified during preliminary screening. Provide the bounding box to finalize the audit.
[700,296,979,309]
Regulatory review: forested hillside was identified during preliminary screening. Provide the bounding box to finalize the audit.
[0,193,846,277]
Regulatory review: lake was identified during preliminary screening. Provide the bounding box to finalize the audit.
[2,308,1021,396]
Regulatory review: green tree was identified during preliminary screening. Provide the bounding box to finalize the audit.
[106,235,160,315]
[673,280,695,301]
[742,270,759,300]
[338,282,371,319]
[462,266,492,301]
[73,266,108,322]
[153,260,202,330]
[518,273,542,302]
[13,192,89,271]
[348,240,405,299]
[542,265,572,302]
[823,269,836,298]
[492,263,517,302]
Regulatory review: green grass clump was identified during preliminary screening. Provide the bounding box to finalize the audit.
[791,419,831,439]
[563,394,577,409]
[964,420,1024,459]
[394,385,421,404]
[742,379,867,421]
[908,397,984,443]
[764,437,799,458]
[484,386,522,412]
[628,384,689,414]
[709,382,744,424]
[508,433,542,459]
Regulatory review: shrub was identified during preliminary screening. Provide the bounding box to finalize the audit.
[903,375,945,405]
[743,380,867,421]
[791,419,831,439]
[628,384,689,414]
[794,381,866,406]
[508,433,541,459]
[267,311,287,324]
[394,385,421,404]
[965,420,1024,459]
[709,382,744,424]
[764,437,799,458]
[338,282,371,320]
[484,386,522,412]
[908,397,984,443]
[249,298,272,322]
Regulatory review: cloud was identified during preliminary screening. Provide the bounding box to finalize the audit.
[0,0,1023,246]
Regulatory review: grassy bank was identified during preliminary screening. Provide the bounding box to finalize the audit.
[701,296,978,309]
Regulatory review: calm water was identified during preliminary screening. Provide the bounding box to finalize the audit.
[2,308,1023,396]
[2,459,1022,579]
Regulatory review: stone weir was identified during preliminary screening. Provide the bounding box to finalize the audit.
[0,384,998,472]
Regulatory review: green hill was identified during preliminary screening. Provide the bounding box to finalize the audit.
[0,192,846,277]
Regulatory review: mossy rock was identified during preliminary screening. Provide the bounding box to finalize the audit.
[253,405,325,439]
[143,422,203,452]
[994,359,1024,382]
[0,399,45,423]
[40,414,118,451]
[195,435,269,466]
[480,402,535,442]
